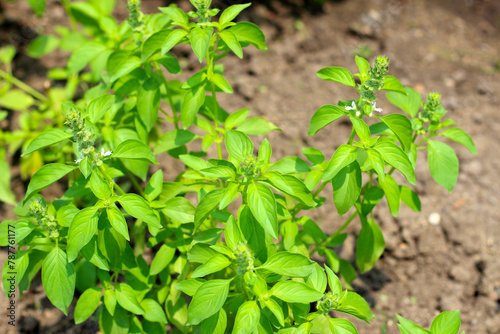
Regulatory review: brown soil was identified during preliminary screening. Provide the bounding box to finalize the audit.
[1,0,500,333]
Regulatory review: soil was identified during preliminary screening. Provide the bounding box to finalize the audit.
[1,0,500,333]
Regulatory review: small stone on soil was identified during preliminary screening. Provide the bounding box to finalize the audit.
[428,212,441,225]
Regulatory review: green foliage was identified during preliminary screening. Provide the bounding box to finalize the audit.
[2,1,473,333]
[397,310,462,334]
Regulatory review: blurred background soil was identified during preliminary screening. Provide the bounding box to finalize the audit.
[1,0,500,333]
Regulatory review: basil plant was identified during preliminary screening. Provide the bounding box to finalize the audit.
[1,1,474,333]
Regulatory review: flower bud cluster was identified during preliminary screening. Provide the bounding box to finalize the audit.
[127,0,144,32]
[65,108,112,166]
[353,55,389,118]
[414,92,442,134]
[234,242,254,276]
[190,0,213,26]
[28,199,59,239]
[316,292,341,314]
[240,155,259,178]
[421,92,441,121]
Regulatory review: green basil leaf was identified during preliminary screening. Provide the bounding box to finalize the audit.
[89,170,112,200]
[228,22,267,50]
[350,116,371,144]
[180,154,208,171]
[225,108,249,129]
[335,291,375,323]
[137,78,161,132]
[366,148,386,180]
[0,89,34,110]
[201,166,236,180]
[99,303,130,334]
[219,3,251,26]
[187,279,231,325]
[428,140,459,192]
[308,105,347,136]
[328,318,359,334]
[201,309,227,334]
[42,246,75,315]
[113,139,159,164]
[190,27,213,63]
[355,56,370,77]
[361,186,384,215]
[79,157,93,179]
[356,217,385,273]
[88,94,115,124]
[232,300,260,334]
[163,197,195,224]
[145,170,163,202]
[322,145,357,182]
[81,236,109,271]
[224,215,242,250]
[259,251,314,277]
[381,75,406,95]
[302,147,325,165]
[266,172,315,207]
[161,29,188,54]
[158,7,189,27]
[0,220,34,246]
[181,85,206,129]
[154,129,199,154]
[67,42,106,74]
[379,174,400,217]
[396,314,431,334]
[22,129,72,157]
[117,194,162,233]
[258,138,272,165]
[141,299,168,323]
[386,87,422,117]
[150,243,176,275]
[24,164,77,204]
[399,185,421,212]
[109,56,141,82]
[305,263,327,293]
[265,298,285,327]
[2,250,29,292]
[439,128,477,155]
[237,117,281,135]
[175,279,204,296]
[270,281,323,304]
[247,182,278,239]
[67,207,99,262]
[27,35,59,58]
[430,310,461,334]
[157,54,182,74]
[267,156,310,174]
[219,183,240,210]
[192,254,231,278]
[325,265,342,296]
[194,189,225,231]
[239,205,272,264]
[74,287,102,324]
[332,161,362,215]
[188,244,218,264]
[141,29,172,62]
[115,283,145,315]
[317,67,355,87]
[377,114,413,151]
[211,73,233,93]
[218,30,243,58]
[106,205,129,241]
[225,130,253,163]
[375,141,416,185]
[27,0,46,16]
